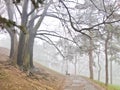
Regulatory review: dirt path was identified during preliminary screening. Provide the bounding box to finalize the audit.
[63,76,104,90]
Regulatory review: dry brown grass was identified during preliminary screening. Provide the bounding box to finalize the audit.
[0,47,65,90]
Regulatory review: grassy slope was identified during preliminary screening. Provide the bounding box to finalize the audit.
[82,76,120,90]
[0,47,65,90]
[94,80,120,90]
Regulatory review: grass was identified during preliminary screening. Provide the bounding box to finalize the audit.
[82,76,120,90]
[94,80,120,90]
[0,47,65,90]
[108,85,120,90]
[0,61,65,90]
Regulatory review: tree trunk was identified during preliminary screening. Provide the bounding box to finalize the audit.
[74,63,77,75]
[17,33,25,67]
[29,30,35,68]
[97,52,101,81]
[10,35,14,58]
[88,38,94,79]
[10,31,18,64]
[17,31,35,70]
[65,59,69,75]
[105,37,109,86]
[22,34,30,70]
[110,60,113,84]
[17,0,29,69]
[7,29,17,57]
[5,0,18,64]
[74,55,77,75]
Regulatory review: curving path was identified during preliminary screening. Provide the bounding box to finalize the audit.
[63,76,104,90]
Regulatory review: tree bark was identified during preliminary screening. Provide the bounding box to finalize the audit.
[74,55,77,75]
[22,34,30,70]
[97,52,101,81]
[74,63,77,75]
[17,33,25,67]
[17,0,29,69]
[105,35,109,86]
[88,38,94,79]
[65,59,69,75]
[17,31,35,70]
[110,60,113,84]
[10,31,18,64]
[28,30,35,68]
[5,0,18,64]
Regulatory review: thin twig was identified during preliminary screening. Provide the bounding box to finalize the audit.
[27,8,35,17]
[43,35,65,58]
[36,32,74,43]
[14,3,22,16]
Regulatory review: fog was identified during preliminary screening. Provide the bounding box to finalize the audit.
[0,33,120,85]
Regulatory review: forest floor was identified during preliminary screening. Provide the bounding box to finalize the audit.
[0,47,105,90]
[0,47,65,90]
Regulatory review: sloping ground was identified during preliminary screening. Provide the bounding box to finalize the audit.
[0,47,65,90]
[94,80,120,90]
[63,76,105,90]
[0,47,9,62]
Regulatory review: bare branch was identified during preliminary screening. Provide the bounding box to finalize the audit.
[43,35,65,58]
[34,0,53,31]
[36,36,52,45]
[102,0,107,12]
[14,3,22,16]
[27,8,35,17]
[37,30,62,36]
[89,0,103,11]
[36,32,74,43]
[60,19,82,49]
[59,0,91,39]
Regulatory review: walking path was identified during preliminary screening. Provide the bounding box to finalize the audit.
[63,76,104,90]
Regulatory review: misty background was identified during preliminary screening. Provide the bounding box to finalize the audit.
[0,33,120,85]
